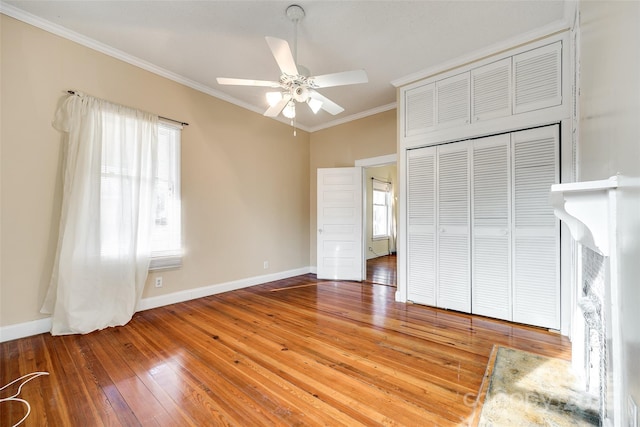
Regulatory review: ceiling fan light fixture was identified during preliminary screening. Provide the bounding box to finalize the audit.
[308,98,323,114]
[282,100,296,119]
[293,86,310,102]
[266,91,283,107]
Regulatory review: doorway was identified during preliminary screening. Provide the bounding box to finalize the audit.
[366,254,397,287]
[360,159,397,287]
[316,155,397,284]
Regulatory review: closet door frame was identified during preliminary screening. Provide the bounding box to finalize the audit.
[405,125,562,329]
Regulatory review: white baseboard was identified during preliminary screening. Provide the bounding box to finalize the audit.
[0,266,312,343]
[135,266,312,312]
[0,317,53,343]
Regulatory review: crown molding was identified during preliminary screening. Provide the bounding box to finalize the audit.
[308,102,397,133]
[0,2,316,132]
[391,18,571,88]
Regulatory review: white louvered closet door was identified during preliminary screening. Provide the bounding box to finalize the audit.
[513,42,562,114]
[512,126,560,329]
[404,83,435,137]
[406,147,437,305]
[437,141,471,312]
[436,73,470,128]
[471,134,512,321]
[471,58,511,122]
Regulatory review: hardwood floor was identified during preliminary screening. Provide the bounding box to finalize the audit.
[1,273,570,426]
[366,254,397,286]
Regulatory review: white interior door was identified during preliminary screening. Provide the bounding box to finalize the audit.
[317,167,363,281]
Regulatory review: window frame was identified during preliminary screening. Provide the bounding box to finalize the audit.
[149,121,182,270]
[372,181,392,240]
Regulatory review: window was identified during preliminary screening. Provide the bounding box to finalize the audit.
[372,180,391,239]
[100,119,182,270]
[150,122,182,269]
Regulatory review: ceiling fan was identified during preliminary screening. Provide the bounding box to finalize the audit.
[216,4,368,121]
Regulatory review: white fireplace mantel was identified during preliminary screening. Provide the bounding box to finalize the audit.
[551,175,622,426]
[550,175,619,256]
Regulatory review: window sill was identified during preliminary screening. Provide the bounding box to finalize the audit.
[372,236,390,241]
[149,254,182,271]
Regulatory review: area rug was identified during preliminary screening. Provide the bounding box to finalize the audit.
[477,346,599,426]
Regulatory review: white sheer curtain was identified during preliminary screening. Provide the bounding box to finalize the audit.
[41,92,158,335]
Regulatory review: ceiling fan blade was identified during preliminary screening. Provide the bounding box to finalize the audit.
[309,91,344,115]
[310,70,368,88]
[264,95,291,117]
[265,37,299,76]
[216,77,281,88]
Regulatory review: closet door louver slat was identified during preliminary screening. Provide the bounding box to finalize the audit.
[404,83,435,137]
[513,42,562,114]
[471,135,511,321]
[407,148,437,305]
[471,58,511,122]
[512,126,560,329]
[513,236,558,324]
[437,142,470,312]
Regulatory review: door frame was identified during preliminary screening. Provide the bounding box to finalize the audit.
[355,154,398,282]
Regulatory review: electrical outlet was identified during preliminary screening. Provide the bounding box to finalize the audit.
[263,261,269,269]
[155,277,163,288]
[629,396,638,427]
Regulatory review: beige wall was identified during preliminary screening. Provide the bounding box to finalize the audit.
[577,1,640,422]
[0,15,310,327]
[309,109,397,266]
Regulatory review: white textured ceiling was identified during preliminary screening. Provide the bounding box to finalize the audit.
[3,1,567,131]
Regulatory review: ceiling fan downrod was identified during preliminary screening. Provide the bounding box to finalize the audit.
[286,5,305,66]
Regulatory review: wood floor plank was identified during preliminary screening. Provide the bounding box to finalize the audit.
[140,310,315,425]
[126,316,245,425]
[1,270,570,426]
[34,335,74,426]
[140,306,366,426]
[16,338,54,427]
[183,298,450,425]
[207,289,482,408]
[105,326,199,426]
[86,330,175,426]
[2,340,34,425]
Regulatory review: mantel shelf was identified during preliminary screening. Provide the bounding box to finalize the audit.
[550,175,619,256]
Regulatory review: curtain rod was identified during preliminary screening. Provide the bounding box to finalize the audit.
[371,177,391,185]
[67,90,189,126]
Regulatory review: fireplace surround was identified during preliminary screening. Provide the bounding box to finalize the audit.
[551,175,620,426]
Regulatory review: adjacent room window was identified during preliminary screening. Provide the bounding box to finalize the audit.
[149,122,182,269]
[372,180,391,239]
